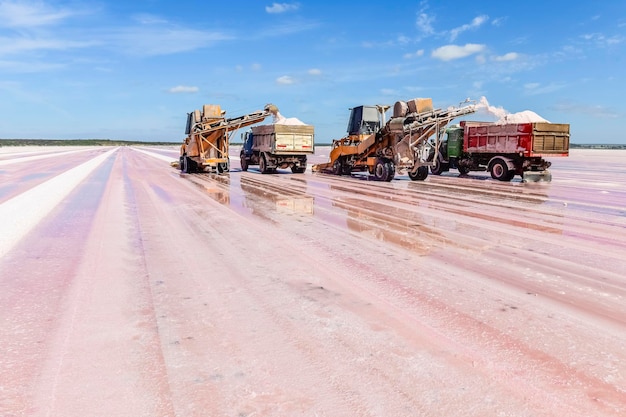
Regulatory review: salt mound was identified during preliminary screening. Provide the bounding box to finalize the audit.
[273,111,307,125]
[497,110,549,124]
[476,96,550,124]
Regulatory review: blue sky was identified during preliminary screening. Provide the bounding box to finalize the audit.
[0,1,624,144]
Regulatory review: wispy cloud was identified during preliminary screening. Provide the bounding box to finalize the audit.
[431,44,485,61]
[105,27,232,56]
[523,82,567,95]
[553,101,621,118]
[168,85,199,94]
[493,52,519,62]
[403,49,424,59]
[415,1,435,39]
[449,15,489,41]
[265,3,300,14]
[0,0,78,28]
[276,75,295,84]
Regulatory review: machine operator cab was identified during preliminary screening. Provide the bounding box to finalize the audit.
[346,105,390,136]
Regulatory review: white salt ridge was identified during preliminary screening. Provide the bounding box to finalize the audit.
[273,111,307,125]
[0,148,117,258]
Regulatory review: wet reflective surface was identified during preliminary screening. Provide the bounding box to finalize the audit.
[1,146,625,416]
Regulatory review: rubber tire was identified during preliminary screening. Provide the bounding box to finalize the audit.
[259,155,268,174]
[332,159,343,175]
[291,166,306,174]
[430,155,447,175]
[217,160,229,173]
[490,158,511,181]
[240,153,248,171]
[373,159,390,181]
[408,165,428,181]
[385,162,395,181]
[183,156,196,174]
[458,165,470,176]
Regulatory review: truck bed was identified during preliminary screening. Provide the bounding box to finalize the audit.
[463,122,570,157]
[251,124,315,154]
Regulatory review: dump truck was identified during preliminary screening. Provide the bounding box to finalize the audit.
[428,120,570,182]
[312,98,476,181]
[179,103,278,173]
[240,123,314,174]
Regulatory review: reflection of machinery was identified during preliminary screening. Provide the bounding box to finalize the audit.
[428,121,570,182]
[239,176,314,219]
[241,124,314,174]
[312,98,476,181]
[332,196,444,254]
[179,104,278,174]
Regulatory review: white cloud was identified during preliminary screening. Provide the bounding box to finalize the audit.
[449,15,489,41]
[168,85,199,93]
[276,75,294,84]
[0,0,76,28]
[523,82,566,95]
[0,36,96,54]
[308,68,321,75]
[431,44,485,61]
[108,27,232,56]
[403,49,424,59]
[493,52,519,62]
[265,3,299,14]
[415,3,435,37]
[251,63,262,71]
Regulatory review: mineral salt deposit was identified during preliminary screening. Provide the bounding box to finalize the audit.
[273,111,307,125]
[476,96,550,124]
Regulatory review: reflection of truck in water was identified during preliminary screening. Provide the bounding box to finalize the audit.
[240,124,315,174]
[429,121,570,182]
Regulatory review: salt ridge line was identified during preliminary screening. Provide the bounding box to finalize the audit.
[0,147,95,166]
[130,147,180,162]
[0,148,118,258]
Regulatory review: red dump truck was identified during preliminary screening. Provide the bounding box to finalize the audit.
[429,120,570,182]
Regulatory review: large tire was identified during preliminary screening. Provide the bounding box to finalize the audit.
[458,165,470,176]
[332,159,343,175]
[291,165,306,174]
[430,155,448,175]
[183,156,196,173]
[408,165,428,181]
[374,158,391,181]
[259,155,268,174]
[385,161,395,181]
[490,158,511,181]
[240,153,248,171]
[179,156,185,172]
[217,159,229,173]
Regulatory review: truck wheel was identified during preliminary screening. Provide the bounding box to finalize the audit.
[240,153,248,171]
[458,165,470,176]
[259,155,268,174]
[430,155,447,175]
[408,166,428,181]
[179,156,185,172]
[490,158,511,181]
[217,160,229,173]
[291,166,306,174]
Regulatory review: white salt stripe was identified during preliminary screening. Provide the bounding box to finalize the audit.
[0,148,95,166]
[0,148,118,258]
[131,147,179,162]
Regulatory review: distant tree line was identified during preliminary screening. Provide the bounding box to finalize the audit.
[569,143,626,149]
[0,139,179,147]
